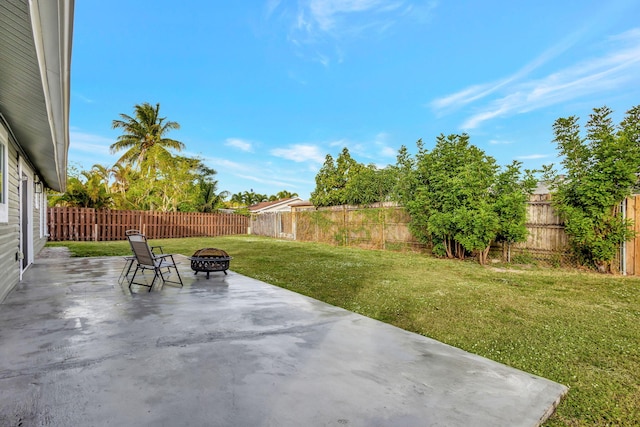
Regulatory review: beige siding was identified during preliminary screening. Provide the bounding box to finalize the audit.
[33,191,46,255]
[0,140,20,302]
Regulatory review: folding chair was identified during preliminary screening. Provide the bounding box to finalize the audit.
[126,233,183,291]
[118,230,141,284]
[118,230,164,284]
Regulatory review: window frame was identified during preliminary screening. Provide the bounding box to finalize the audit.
[0,126,8,223]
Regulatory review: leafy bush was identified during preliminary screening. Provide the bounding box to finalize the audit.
[546,105,640,272]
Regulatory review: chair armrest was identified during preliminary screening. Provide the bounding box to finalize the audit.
[155,253,179,268]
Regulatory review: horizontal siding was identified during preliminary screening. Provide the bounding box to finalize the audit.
[0,141,20,303]
[0,222,19,302]
[32,192,45,256]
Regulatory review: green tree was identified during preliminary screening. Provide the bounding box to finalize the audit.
[153,155,200,211]
[547,105,640,272]
[229,192,246,208]
[49,167,112,209]
[89,164,112,195]
[192,162,227,212]
[493,161,537,262]
[109,163,136,209]
[229,190,269,207]
[391,142,419,204]
[110,102,185,174]
[269,190,299,201]
[311,148,393,206]
[344,164,395,205]
[403,134,500,264]
[196,181,228,213]
[310,154,339,206]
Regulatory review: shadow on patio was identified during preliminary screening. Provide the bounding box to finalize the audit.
[0,248,567,426]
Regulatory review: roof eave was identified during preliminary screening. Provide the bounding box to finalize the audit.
[28,0,74,191]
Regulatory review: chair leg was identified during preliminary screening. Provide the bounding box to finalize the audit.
[128,266,138,290]
[119,258,134,285]
[156,256,183,288]
[157,266,183,287]
[129,265,154,292]
[150,270,161,292]
[174,265,183,287]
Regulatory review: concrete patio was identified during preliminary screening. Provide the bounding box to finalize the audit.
[0,248,567,426]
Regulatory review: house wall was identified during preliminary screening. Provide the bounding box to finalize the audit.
[0,122,48,303]
[0,125,20,302]
[29,169,47,257]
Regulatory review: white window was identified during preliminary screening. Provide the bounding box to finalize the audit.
[0,126,8,223]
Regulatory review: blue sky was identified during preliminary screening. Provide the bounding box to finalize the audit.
[70,0,640,200]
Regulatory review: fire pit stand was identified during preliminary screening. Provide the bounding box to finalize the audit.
[188,248,232,279]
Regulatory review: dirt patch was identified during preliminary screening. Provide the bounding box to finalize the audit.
[490,267,527,274]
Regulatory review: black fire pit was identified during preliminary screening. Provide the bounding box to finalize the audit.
[188,248,232,279]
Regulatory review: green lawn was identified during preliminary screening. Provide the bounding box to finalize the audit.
[46,235,640,426]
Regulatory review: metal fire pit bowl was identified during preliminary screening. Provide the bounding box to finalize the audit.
[188,248,232,279]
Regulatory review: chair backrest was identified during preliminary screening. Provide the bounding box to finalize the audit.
[127,234,155,267]
[125,229,142,236]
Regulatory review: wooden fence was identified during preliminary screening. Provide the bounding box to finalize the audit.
[47,208,249,241]
[251,195,640,274]
[249,212,293,239]
[293,205,422,251]
[512,193,567,258]
[250,199,568,256]
[625,197,640,275]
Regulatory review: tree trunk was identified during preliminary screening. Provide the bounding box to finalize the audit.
[456,242,465,260]
[478,246,491,265]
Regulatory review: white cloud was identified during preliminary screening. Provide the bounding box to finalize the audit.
[462,101,513,129]
[271,144,326,163]
[433,28,640,130]
[431,29,585,112]
[328,138,348,147]
[235,173,295,188]
[265,0,282,18]
[309,0,391,32]
[225,138,254,152]
[489,139,512,145]
[517,154,550,160]
[274,0,432,65]
[431,83,497,111]
[72,92,95,104]
[373,132,397,158]
[69,131,113,155]
[380,146,397,157]
[323,133,397,161]
[206,158,251,171]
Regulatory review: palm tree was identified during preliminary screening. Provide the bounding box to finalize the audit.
[90,164,112,195]
[110,102,185,172]
[274,190,298,200]
[198,181,229,213]
[229,192,246,208]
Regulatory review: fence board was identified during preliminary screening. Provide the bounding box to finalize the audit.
[251,202,568,256]
[47,208,249,241]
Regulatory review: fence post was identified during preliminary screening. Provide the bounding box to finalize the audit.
[381,208,385,250]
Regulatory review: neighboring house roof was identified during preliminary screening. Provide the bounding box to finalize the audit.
[0,1,74,191]
[248,197,304,213]
[289,200,314,208]
[533,181,551,195]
